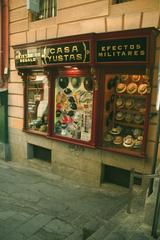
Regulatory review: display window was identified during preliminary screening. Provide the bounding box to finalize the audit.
[26,71,49,134]
[14,28,159,156]
[52,67,96,145]
[101,73,151,157]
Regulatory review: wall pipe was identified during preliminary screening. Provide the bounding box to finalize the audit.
[1,0,9,86]
[148,59,160,196]
[0,0,2,82]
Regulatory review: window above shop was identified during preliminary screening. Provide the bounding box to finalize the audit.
[28,0,57,22]
[112,0,134,4]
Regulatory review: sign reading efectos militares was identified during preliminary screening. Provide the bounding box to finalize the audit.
[96,37,147,63]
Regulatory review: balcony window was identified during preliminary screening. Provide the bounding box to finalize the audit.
[31,0,57,21]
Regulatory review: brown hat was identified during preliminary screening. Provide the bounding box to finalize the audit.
[138,84,148,95]
[109,127,121,135]
[116,83,126,93]
[132,75,141,82]
[121,75,128,81]
[127,83,137,94]
[113,136,123,145]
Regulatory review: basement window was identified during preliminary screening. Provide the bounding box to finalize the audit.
[27,143,51,163]
[31,0,57,21]
[102,164,142,188]
[112,0,134,4]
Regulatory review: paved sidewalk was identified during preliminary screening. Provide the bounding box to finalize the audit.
[0,159,152,240]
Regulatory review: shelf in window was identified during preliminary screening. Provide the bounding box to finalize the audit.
[115,121,144,129]
[28,88,44,90]
[115,93,147,98]
[115,109,146,114]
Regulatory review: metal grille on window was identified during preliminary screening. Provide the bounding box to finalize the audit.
[31,0,57,21]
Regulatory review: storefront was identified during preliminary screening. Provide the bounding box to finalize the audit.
[14,27,159,186]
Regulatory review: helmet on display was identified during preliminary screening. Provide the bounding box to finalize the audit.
[84,77,93,91]
[58,77,69,89]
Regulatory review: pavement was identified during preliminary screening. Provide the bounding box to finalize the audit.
[0,159,156,240]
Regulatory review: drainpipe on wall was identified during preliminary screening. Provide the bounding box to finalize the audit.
[0,0,2,83]
[148,57,160,195]
[0,0,9,88]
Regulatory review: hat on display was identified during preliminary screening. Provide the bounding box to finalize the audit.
[133,128,143,138]
[67,110,75,117]
[125,113,132,123]
[115,111,124,121]
[127,83,138,94]
[113,136,123,145]
[142,75,149,82]
[109,126,122,135]
[132,75,141,82]
[64,88,72,95]
[58,77,69,89]
[116,97,125,109]
[123,135,134,148]
[116,83,126,93]
[70,102,77,110]
[134,114,144,124]
[104,134,113,142]
[121,75,128,81]
[133,136,143,148]
[125,98,135,109]
[71,77,81,89]
[56,110,62,117]
[84,77,93,91]
[138,84,148,95]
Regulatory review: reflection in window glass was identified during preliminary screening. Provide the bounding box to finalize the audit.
[54,75,93,142]
[27,72,48,133]
[31,0,57,21]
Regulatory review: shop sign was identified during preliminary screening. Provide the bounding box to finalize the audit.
[96,37,147,63]
[15,48,42,66]
[15,41,90,67]
[41,42,90,64]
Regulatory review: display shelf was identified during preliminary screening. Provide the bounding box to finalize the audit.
[114,121,144,129]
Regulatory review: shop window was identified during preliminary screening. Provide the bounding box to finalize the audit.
[31,0,57,21]
[112,0,134,4]
[101,74,150,157]
[53,68,94,143]
[26,71,49,134]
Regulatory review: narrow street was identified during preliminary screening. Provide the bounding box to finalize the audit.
[0,160,153,240]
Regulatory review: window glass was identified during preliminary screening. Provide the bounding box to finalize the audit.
[102,74,150,156]
[27,72,49,133]
[54,73,94,142]
[31,0,57,21]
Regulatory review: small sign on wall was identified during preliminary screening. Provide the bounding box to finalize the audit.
[27,0,40,13]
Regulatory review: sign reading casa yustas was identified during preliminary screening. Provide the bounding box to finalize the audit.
[15,41,90,67]
[96,37,147,63]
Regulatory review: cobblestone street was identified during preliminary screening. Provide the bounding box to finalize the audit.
[0,160,153,240]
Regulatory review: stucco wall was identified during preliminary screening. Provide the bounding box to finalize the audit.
[8,0,160,186]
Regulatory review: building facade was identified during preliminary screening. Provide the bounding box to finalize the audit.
[8,0,160,187]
